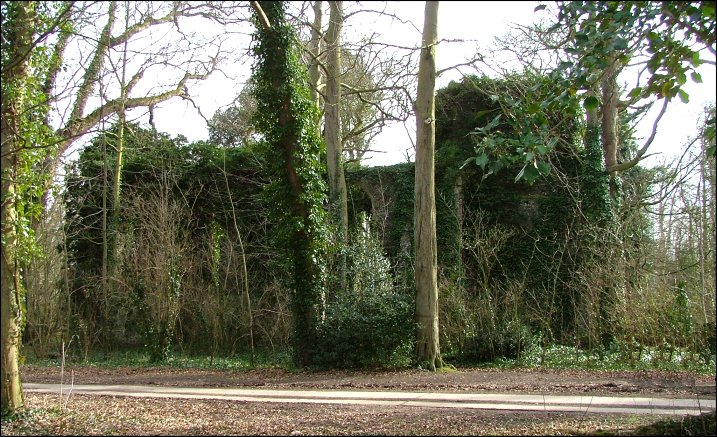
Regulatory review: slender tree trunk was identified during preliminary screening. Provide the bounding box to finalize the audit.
[414,0,442,371]
[309,1,323,110]
[108,1,129,297]
[1,0,34,413]
[101,128,109,291]
[325,1,348,292]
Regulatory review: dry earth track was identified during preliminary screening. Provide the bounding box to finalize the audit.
[2,364,714,435]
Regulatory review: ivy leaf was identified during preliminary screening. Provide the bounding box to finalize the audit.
[534,4,547,12]
[558,61,573,72]
[475,109,495,119]
[707,143,716,158]
[523,165,540,184]
[583,96,599,111]
[691,71,702,83]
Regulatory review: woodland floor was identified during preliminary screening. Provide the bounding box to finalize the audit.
[3,364,716,435]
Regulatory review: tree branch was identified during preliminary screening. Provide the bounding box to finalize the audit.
[607,97,669,173]
[250,1,271,30]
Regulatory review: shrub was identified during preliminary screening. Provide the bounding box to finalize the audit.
[315,289,415,368]
[315,215,415,368]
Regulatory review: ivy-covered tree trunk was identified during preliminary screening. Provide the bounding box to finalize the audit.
[414,0,443,371]
[325,1,348,292]
[581,94,618,349]
[251,1,327,367]
[1,0,34,413]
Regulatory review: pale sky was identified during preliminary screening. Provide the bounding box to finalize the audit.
[150,1,716,168]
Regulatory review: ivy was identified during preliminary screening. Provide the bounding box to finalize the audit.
[1,1,62,329]
[579,121,612,227]
[250,1,328,367]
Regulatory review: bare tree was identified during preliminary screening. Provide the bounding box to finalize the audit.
[43,1,250,191]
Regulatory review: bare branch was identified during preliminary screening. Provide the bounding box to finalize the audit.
[250,1,271,30]
[607,97,670,173]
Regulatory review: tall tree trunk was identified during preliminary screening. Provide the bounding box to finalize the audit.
[1,0,34,413]
[601,54,620,202]
[109,1,130,291]
[252,0,327,367]
[325,1,348,292]
[309,1,323,110]
[601,55,619,171]
[414,0,442,371]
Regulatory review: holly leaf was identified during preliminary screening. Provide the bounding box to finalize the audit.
[537,161,551,176]
[678,89,689,104]
[515,163,540,184]
[627,87,642,99]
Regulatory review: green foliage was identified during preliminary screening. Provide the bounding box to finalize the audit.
[580,121,613,226]
[64,123,272,355]
[25,348,295,372]
[477,341,716,375]
[315,216,415,369]
[1,2,64,350]
[314,288,414,369]
[451,73,582,184]
[250,1,328,367]
[553,1,715,105]
[465,318,537,364]
[145,322,173,363]
[1,1,60,258]
[346,163,416,271]
[319,240,413,367]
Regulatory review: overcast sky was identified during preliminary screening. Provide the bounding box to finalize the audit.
[151,1,716,168]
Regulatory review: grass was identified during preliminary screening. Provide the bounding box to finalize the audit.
[24,348,296,372]
[22,340,716,378]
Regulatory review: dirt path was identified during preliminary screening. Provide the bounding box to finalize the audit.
[7,365,714,436]
[23,382,716,416]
